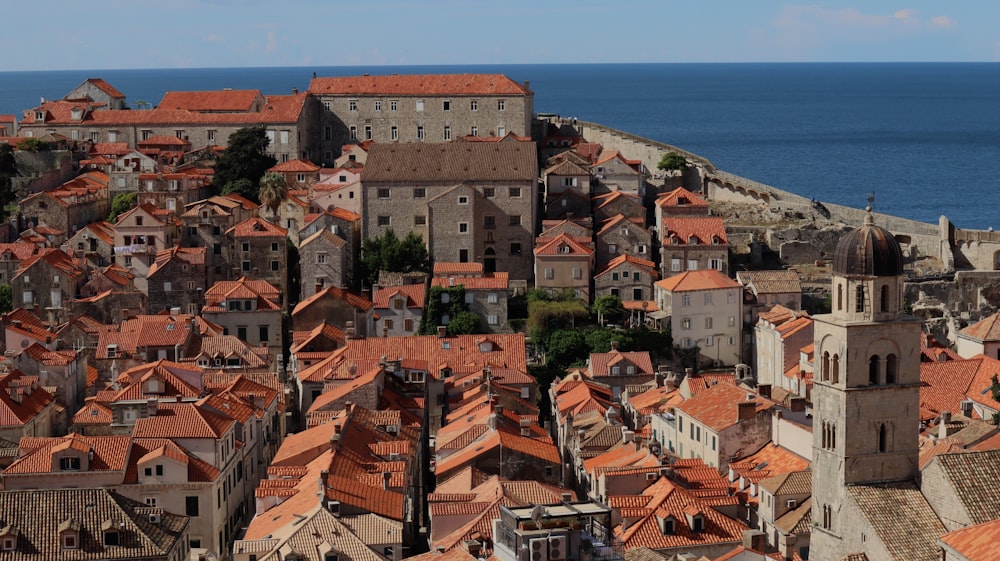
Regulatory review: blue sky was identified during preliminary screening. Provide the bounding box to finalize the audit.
[3,1,996,70]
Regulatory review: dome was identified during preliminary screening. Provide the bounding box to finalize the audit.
[832,212,904,277]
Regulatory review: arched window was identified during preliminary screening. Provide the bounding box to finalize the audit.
[885,354,897,384]
[823,505,832,529]
[822,352,830,382]
[878,424,887,453]
[831,423,836,449]
[837,283,843,311]
[856,285,866,313]
[880,284,890,313]
[832,354,840,384]
[869,355,880,385]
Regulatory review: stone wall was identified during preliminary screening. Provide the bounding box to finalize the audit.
[13,150,75,197]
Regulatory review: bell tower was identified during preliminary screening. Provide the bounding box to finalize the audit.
[810,205,921,544]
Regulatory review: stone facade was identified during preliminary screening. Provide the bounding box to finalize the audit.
[225,218,288,301]
[661,217,730,278]
[202,278,283,349]
[594,214,653,267]
[112,204,180,292]
[655,270,742,367]
[299,229,349,295]
[146,246,207,315]
[18,171,109,238]
[180,195,258,285]
[135,171,211,214]
[362,141,538,281]
[309,73,533,165]
[534,234,594,302]
[592,191,646,224]
[11,250,86,325]
[593,255,658,303]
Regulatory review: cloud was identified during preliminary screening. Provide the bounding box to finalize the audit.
[203,34,224,44]
[265,31,277,53]
[930,15,956,28]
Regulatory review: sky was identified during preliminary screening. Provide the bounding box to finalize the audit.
[2,1,997,71]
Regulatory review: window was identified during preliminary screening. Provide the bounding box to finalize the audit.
[374,100,382,111]
[414,188,426,198]
[390,100,398,111]
[705,336,714,346]
[364,125,372,140]
[280,130,289,144]
[186,496,199,516]
[856,285,866,312]
[145,497,158,506]
[510,242,522,255]
[270,260,279,271]
[90,131,99,142]
[886,354,898,384]
[687,259,698,270]
[60,457,81,471]
[465,292,473,304]
[417,126,425,140]
[349,126,357,140]
[414,215,426,226]
[681,295,691,307]
[378,188,390,199]
[573,268,583,280]
[544,268,554,280]
[484,215,495,228]
[705,317,713,329]
[705,293,713,305]
[271,242,279,252]
[416,99,425,111]
[259,325,269,341]
[22,290,32,305]
[63,533,78,549]
[444,126,451,140]
[458,195,469,205]
[391,126,398,140]
[144,467,152,476]
[488,292,498,304]
[728,316,736,327]
[681,318,691,330]
[242,261,251,272]
[869,355,880,385]
[458,223,469,234]
[103,529,120,546]
[497,126,506,136]
[348,99,357,111]
[155,464,163,476]
[317,253,327,264]
[471,126,478,136]
[509,187,521,198]
[323,101,331,111]
[377,215,391,226]
[141,129,152,140]
[443,100,451,111]
[242,242,250,253]
[710,258,723,270]
[878,423,888,452]
[728,291,737,304]
[509,215,521,226]
[497,100,506,111]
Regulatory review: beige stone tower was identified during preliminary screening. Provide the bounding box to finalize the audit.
[810,208,921,551]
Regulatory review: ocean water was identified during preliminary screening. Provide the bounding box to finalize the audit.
[1,63,997,229]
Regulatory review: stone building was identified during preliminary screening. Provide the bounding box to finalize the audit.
[146,246,207,315]
[0,241,39,284]
[225,217,288,300]
[299,228,350,295]
[534,233,594,302]
[362,141,538,280]
[65,77,128,109]
[291,286,373,336]
[108,150,158,194]
[0,370,59,441]
[19,88,320,163]
[671,381,774,470]
[593,254,659,303]
[542,158,591,201]
[591,149,646,196]
[594,213,653,267]
[654,269,742,367]
[268,158,321,190]
[11,248,87,325]
[134,169,212,213]
[592,190,646,224]
[112,203,181,291]
[660,216,729,278]
[308,73,534,165]
[310,166,363,215]
[955,311,1000,359]
[18,170,109,240]
[65,220,114,266]
[180,194,258,284]
[372,284,426,337]
[431,263,510,333]
[202,277,283,348]
[754,306,813,390]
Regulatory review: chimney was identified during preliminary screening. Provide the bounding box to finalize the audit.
[788,397,806,413]
[175,394,183,403]
[147,398,158,417]
[961,400,974,417]
[345,321,355,339]
[742,529,766,551]
[495,404,504,416]
[757,384,772,399]
[382,471,391,490]
[939,411,954,439]
[320,470,329,488]
[610,340,619,351]
[292,87,298,94]
[437,325,447,338]
[622,429,635,443]
[464,540,483,557]
[738,401,756,421]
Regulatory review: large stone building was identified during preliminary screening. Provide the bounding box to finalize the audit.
[362,141,538,280]
[308,73,533,165]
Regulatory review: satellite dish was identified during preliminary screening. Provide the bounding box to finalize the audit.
[531,505,544,524]
[204,553,219,561]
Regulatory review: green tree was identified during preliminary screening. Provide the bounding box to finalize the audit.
[657,152,688,172]
[0,284,11,313]
[545,329,588,369]
[592,294,624,326]
[448,311,480,335]
[358,229,432,289]
[258,171,288,218]
[16,138,50,152]
[108,192,137,223]
[222,178,256,200]
[585,328,634,354]
[211,126,276,198]
[0,144,17,219]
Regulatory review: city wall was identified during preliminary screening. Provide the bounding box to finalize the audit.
[558,118,1000,272]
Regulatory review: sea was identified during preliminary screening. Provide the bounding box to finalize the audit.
[1,62,998,230]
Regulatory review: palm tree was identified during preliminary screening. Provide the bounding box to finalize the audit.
[258,172,288,220]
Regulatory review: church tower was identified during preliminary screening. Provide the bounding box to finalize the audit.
[810,207,921,547]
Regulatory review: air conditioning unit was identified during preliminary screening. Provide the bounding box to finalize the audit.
[148,513,161,524]
[548,536,567,561]
[529,538,548,561]
[82,232,90,240]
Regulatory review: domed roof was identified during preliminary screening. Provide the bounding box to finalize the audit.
[832,210,904,277]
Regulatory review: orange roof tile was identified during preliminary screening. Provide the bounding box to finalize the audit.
[132,402,234,439]
[675,382,774,432]
[595,254,659,277]
[938,518,1000,561]
[960,312,1000,342]
[309,74,530,96]
[662,216,728,246]
[373,283,427,309]
[534,232,594,256]
[655,187,709,208]
[227,216,288,238]
[269,158,321,173]
[655,269,740,293]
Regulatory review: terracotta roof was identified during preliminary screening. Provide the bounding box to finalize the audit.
[923,449,1000,525]
[737,269,802,295]
[0,488,187,559]
[534,232,594,256]
[7,433,131,474]
[132,401,235,439]
[363,141,537,183]
[655,187,708,208]
[72,398,113,425]
[430,272,508,291]
[938,518,1000,561]
[227,216,288,238]
[846,482,947,561]
[204,277,281,311]
[920,358,980,416]
[309,73,530,96]
[596,254,659,277]
[292,285,373,316]
[0,371,55,428]
[95,315,198,359]
[373,283,427,309]
[655,269,740,293]
[79,78,126,98]
[662,216,728,246]
[434,262,484,276]
[960,312,1000,342]
[159,89,261,112]
[589,350,654,377]
[675,382,774,432]
[269,158,320,173]
[757,469,811,496]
